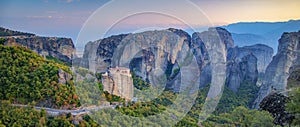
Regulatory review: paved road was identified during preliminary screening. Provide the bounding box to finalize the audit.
[13,104,116,116]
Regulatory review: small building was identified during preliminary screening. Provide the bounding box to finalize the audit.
[102,67,134,100]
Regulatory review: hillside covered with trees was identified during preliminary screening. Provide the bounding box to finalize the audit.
[0,44,80,109]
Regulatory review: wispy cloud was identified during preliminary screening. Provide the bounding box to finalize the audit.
[26,15,64,19]
[58,0,80,3]
[45,11,58,14]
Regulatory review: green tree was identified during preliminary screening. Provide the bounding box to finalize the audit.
[230,106,274,127]
[202,106,274,127]
[286,87,300,125]
[0,38,5,45]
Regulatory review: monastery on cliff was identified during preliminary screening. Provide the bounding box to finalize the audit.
[101,67,134,100]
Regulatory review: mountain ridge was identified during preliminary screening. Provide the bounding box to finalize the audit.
[0,27,76,64]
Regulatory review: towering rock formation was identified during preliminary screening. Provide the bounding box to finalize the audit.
[253,31,300,108]
[82,28,199,94]
[226,54,258,92]
[83,29,192,78]
[81,27,261,95]
[80,34,129,72]
[193,27,228,98]
[80,40,101,70]
[192,27,232,88]
[193,27,260,92]
[239,54,258,85]
[110,30,196,92]
[58,68,72,85]
[0,27,75,63]
[227,44,274,73]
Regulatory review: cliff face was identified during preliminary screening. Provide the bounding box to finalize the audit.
[80,34,128,72]
[84,29,191,73]
[0,27,35,36]
[226,54,258,92]
[1,28,75,63]
[110,30,193,90]
[82,27,261,95]
[193,28,260,93]
[227,44,274,73]
[214,27,235,50]
[253,31,300,108]
[80,40,101,70]
[82,28,200,93]
[194,27,228,97]
[192,27,231,88]
[287,66,300,89]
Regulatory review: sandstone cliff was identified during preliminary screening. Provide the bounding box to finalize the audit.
[193,28,260,93]
[192,27,232,88]
[80,34,128,72]
[82,27,262,95]
[110,30,194,91]
[253,31,300,108]
[193,27,228,98]
[1,27,75,63]
[226,54,258,92]
[227,44,273,73]
[81,28,200,94]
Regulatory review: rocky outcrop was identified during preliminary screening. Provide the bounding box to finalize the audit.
[80,34,129,73]
[191,27,228,99]
[192,27,231,88]
[214,27,235,50]
[193,27,259,92]
[83,29,192,76]
[110,30,193,88]
[226,54,258,92]
[227,44,274,73]
[80,40,101,71]
[287,66,300,89]
[82,27,260,95]
[0,27,34,37]
[253,31,300,108]
[239,54,258,85]
[1,28,75,63]
[191,32,210,87]
[81,28,201,94]
[58,68,72,85]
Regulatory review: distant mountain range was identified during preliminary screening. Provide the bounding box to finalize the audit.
[222,19,300,53]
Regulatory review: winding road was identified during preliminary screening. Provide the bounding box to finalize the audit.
[13,104,116,116]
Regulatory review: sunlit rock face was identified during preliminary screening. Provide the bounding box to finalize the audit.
[253,31,300,109]
[80,34,129,73]
[3,35,75,63]
[83,29,195,92]
[0,27,75,63]
[82,27,262,96]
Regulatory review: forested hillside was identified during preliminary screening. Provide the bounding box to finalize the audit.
[0,45,80,109]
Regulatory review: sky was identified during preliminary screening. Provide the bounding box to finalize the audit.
[1,0,300,49]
